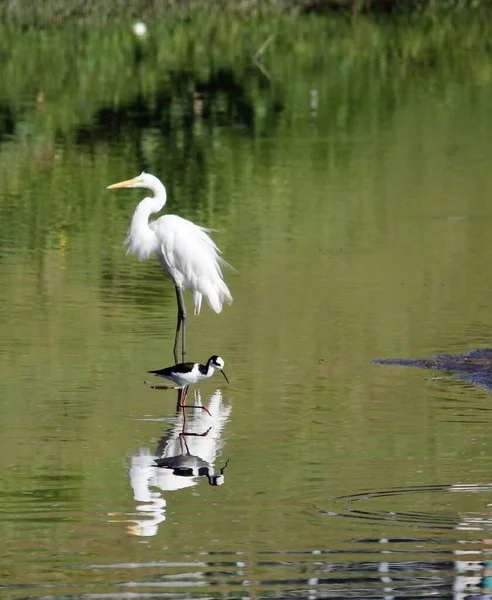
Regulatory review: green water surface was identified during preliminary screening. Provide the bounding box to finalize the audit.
[2,12,492,598]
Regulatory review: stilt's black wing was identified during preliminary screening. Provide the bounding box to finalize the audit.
[148,362,196,376]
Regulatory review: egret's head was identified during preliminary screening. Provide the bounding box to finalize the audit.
[107,172,161,191]
[209,355,229,383]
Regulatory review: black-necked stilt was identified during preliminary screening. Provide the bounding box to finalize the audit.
[147,355,229,414]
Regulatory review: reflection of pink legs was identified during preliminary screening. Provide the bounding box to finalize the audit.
[180,427,212,438]
[178,387,212,416]
[147,384,212,416]
[178,427,212,453]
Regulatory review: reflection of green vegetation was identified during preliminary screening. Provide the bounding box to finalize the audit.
[0,9,491,243]
[1,7,492,136]
[0,9,490,152]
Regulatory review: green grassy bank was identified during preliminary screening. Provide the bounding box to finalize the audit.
[0,0,489,28]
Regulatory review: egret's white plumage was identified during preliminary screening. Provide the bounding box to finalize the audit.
[107,172,232,361]
[149,214,231,315]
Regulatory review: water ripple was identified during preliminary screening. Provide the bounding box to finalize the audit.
[321,483,492,533]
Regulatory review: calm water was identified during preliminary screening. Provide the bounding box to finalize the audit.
[2,15,492,599]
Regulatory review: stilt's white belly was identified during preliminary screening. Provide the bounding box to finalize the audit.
[167,371,204,387]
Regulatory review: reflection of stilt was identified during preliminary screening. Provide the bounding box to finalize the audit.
[178,427,212,455]
[154,443,229,486]
[155,391,230,486]
[115,390,231,536]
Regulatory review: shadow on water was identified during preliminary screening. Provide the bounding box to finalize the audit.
[374,347,492,392]
[111,389,231,537]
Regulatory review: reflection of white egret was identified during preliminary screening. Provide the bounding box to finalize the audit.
[120,390,231,536]
[109,448,166,537]
[153,389,231,486]
[107,172,232,363]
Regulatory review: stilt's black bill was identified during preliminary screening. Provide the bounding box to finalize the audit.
[221,370,230,384]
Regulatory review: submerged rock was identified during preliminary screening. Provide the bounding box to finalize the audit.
[373,347,492,391]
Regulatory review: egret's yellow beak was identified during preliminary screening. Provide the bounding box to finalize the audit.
[106,177,140,190]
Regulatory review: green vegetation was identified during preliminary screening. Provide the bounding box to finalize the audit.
[0,0,490,28]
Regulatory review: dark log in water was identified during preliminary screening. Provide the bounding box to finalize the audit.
[373,348,492,391]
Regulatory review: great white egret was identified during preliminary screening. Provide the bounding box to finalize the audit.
[107,173,232,362]
[147,355,229,414]
[132,22,147,37]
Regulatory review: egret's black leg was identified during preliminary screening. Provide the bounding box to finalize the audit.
[174,285,187,363]
[173,317,181,365]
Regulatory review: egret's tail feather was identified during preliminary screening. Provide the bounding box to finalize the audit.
[198,278,232,314]
[193,291,203,316]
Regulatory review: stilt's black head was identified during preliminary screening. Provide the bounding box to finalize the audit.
[207,355,229,384]
[208,355,223,368]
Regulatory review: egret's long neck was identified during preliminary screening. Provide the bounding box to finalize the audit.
[146,179,167,211]
[125,184,167,260]
[139,180,167,216]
